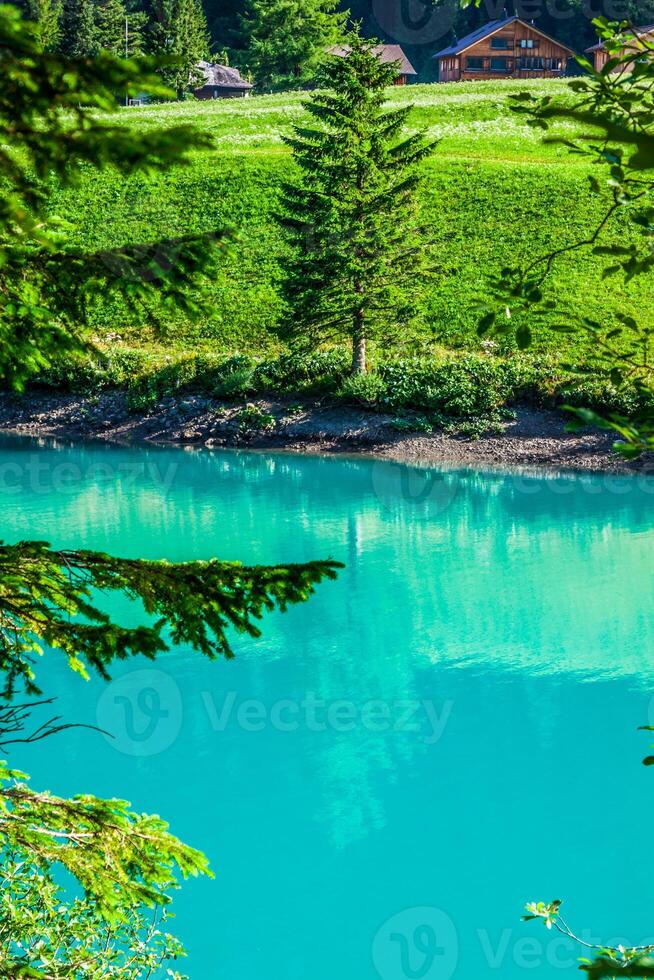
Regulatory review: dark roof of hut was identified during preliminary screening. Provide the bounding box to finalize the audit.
[196,61,253,89]
[585,24,654,51]
[329,44,417,75]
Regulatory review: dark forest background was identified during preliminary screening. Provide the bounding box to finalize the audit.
[20,0,654,87]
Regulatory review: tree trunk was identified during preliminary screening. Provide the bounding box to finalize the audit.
[352,272,366,374]
[352,311,366,375]
[352,334,366,374]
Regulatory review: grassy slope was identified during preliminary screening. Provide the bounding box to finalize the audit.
[58,80,641,363]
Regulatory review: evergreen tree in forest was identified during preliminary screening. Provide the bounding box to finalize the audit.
[278,31,436,374]
[60,0,98,56]
[238,0,345,90]
[149,0,209,95]
[23,0,62,50]
[95,0,146,56]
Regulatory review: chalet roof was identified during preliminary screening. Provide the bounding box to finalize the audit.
[434,15,574,58]
[585,24,654,51]
[329,43,417,75]
[195,61,253,90]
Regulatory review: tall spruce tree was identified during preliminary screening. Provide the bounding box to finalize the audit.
[238,0,345,90]
[95,0,146,55]
[60,0,98,56]
[279,31,436,374]
[23,0,62,50]
[149,0,209,96]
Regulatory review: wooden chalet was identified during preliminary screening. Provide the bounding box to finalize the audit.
[194,62,253,99]
[330,44,417,84]
[434,15,574,82]
[585,25,654,72]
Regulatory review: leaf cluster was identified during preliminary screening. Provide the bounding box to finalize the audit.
[474,20,654,456]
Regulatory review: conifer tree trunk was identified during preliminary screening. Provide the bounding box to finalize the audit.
[352,301,366,375]
[352,174,366,374]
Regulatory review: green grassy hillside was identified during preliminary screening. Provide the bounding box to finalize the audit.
[57,80,640,363]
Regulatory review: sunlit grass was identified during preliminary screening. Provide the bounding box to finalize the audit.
[65,78,639,361]
[108,79,583,163]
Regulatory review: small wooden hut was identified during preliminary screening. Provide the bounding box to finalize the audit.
[585,25,654,72]
[194,62,253,99]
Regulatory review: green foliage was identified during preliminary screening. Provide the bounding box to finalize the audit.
[0,760,210,918]
[333,355,528,435]
[279,30,437,375]
[44,345,647,434]
[377,356,532,416]
[337,372,387,406]
[476,21,654,457]
[0,857,188,978]
[60,0,97,56]
[149,0,209,95]
[523,898,654,978]
[51,83,646,365]
[37,347,151,392]
[207,354,256,396]
[42,347,353,403]
[389,413,433,433]
[0,3,226,390]
[0,539,340,696]
[237,0,345,90]
[23,0,61,49]
[95,0,146,56]
[236,402,275,432]
[251,350,349,394]
[125,355,200,410]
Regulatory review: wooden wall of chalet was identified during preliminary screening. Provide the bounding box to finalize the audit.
[590,32,654,73]
[438,20,570,81]
[194,85,250,99]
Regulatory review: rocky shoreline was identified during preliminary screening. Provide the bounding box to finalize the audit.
[0,389,649,474]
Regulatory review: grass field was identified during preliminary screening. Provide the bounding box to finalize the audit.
[55,80,641,365]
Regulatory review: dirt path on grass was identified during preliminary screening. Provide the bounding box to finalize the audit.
[0,390,649,475]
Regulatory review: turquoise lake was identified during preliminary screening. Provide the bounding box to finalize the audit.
[3,436,654,979]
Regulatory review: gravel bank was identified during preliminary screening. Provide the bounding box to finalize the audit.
[0,390,649,474]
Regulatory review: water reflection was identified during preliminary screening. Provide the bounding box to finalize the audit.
[5,437,654,979]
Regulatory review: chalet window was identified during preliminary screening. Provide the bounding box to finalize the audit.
[490,37,509,48]
[466,56,485,70]
[519,38,536,48]
[518,56,544,69]
[490,56,509,71]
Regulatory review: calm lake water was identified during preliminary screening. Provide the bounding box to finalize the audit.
[3,436,654,980]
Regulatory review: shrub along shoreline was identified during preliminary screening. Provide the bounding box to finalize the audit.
[31,346,649,441]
